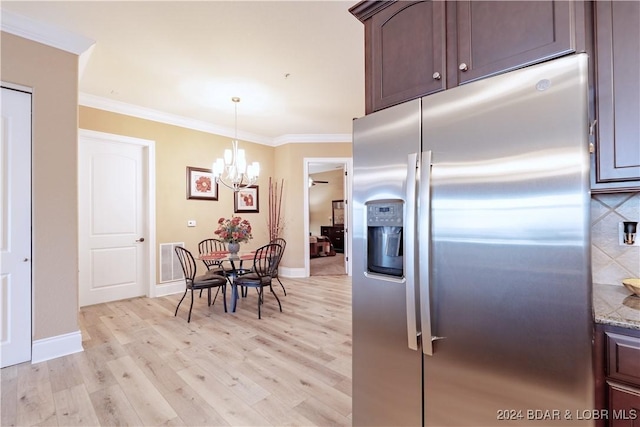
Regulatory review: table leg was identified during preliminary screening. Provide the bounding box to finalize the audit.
[228,260,239,312]
[230,282,238,312]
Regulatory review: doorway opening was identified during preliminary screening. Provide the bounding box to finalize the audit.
[303,158,352,277]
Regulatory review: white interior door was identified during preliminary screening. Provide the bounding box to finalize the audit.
[79,132,150,306]
[1,86,32,368]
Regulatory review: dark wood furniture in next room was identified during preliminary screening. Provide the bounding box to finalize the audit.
[321,225,344,253]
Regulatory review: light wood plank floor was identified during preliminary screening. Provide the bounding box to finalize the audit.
[1,275,352,427]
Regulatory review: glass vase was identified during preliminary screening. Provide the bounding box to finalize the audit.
[228,242,240,257]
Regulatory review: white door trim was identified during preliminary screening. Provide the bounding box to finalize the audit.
[303,157,352,277]
[78,129,157,299]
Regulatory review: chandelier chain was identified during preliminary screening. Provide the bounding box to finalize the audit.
[212,97,260,192]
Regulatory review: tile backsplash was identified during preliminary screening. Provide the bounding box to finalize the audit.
[591,192,640,285]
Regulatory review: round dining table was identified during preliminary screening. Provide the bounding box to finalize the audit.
[198,251,255,312]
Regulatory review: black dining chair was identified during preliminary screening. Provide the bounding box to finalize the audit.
[197,238,231,298]
[233,243,283,319]
[269,237,287,295]
[174,246,229,323]
[198,238,229,275]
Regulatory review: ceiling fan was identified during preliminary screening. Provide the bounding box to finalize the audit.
[309,177,329,187]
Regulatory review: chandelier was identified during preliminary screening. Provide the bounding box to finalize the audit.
[212,97,260,192]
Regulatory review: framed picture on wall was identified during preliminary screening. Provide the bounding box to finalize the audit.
[186,166,218,200]
[332,200,345,225]
[234,186,259,213]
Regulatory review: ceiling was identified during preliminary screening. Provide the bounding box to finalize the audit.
[1,1,365,145]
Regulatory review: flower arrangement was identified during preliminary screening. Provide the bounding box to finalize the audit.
[214,216,253,244]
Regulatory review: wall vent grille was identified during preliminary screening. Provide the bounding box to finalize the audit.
[160,242,184,283]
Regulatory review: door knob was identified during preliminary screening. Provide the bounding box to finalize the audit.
[23,258,29,262]
[459,63,468,71]
[136,238,145,242]
[432,72,441,80]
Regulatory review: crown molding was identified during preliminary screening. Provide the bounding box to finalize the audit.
[1,9,95,55]
[348,0,395,23]
[272,133,352,146]
[79,93,273,146]
[80,93,352,146]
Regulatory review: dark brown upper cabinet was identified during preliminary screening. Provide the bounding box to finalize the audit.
[350,0,586,114]
[591,0,640,191]
[363,1,445,112]
[453,1,578,85]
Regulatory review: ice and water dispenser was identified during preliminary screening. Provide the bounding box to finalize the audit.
[366,200,403,277]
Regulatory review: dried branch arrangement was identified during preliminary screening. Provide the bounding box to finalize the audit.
[268,177,284,241]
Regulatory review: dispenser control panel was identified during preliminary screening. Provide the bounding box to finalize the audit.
[366,199,404,277]
[367,201,403,226]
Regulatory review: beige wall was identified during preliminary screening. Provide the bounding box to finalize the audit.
[79,106,275,278]
[273,143,352,269]
[1,32,80,341]
[80,107,352,274]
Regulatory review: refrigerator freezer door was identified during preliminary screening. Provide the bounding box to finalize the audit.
[422,54,593,425]
[352,99,422,427]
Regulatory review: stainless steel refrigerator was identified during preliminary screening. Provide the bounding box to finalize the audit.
[352,53,593,426]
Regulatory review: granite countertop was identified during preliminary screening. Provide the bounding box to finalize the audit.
[593,282,640,330]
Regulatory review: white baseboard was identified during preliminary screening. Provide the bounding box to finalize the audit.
[153,280,185,297]
[280,266,306,278]
[31,330,83,364]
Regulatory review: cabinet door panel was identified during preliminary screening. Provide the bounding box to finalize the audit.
[594,0,640,184]
[369,0,445,112]
[606,332,640,385]
[608,383,640,427]
[456,1,574,84]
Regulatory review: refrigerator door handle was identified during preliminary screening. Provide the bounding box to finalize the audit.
[419,150,435,356]
[405,152,420,351]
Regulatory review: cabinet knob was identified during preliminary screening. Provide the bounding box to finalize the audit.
[459,63,468,72]
[432,72,441,80]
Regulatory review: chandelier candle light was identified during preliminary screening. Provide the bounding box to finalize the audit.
[212,97,260,192]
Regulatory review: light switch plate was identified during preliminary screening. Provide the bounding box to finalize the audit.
[187,220,196,227]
